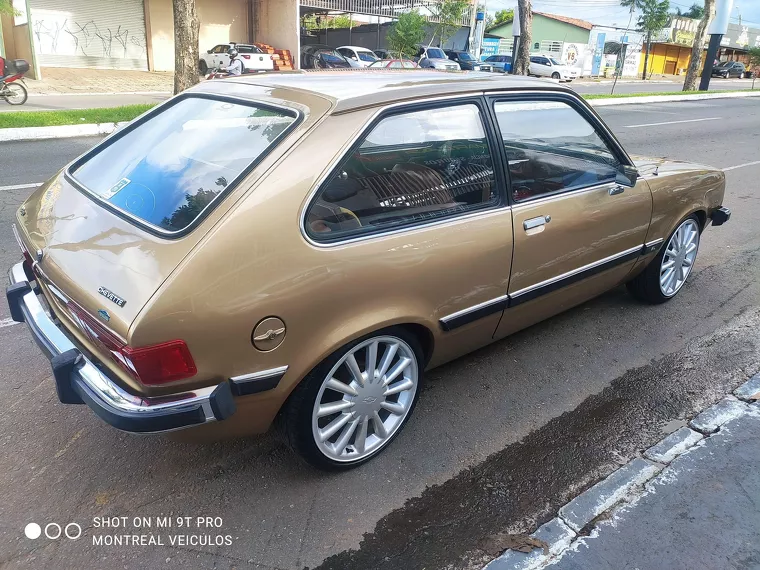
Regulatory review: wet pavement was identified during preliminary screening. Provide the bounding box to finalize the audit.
[1,99,759,570]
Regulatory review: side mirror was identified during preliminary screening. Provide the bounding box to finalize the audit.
[207,50,212,54]
[616,164,638,187]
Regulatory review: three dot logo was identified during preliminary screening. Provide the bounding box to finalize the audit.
[25,522,81,540]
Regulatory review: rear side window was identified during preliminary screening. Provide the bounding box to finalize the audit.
[305,103,497,242]
[70,97,297,234]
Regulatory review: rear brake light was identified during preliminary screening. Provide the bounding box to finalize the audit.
[61,303,196,385]
[241,54,250,59]
[121,341,197,386]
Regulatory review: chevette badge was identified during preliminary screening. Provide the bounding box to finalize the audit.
[98,287,126,307]
[97,309,111,322]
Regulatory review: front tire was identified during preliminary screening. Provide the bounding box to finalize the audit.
[739,72,745,79]
[198,59,208,74]
[551,72,561,80]
[627,215,701,304]
[283,327,424,470]
[2,82,27,105]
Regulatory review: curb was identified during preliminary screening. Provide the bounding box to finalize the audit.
[482,371,760,570]
[587,90,760,106]
[27,91,170,97]
[0,121,129,142]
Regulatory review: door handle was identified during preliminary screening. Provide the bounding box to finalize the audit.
[524,215,551,230]
[609,185,626,196]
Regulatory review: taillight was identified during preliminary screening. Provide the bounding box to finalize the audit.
[241,54,250,59]
[121,341,197,386]
[62,301,196,386]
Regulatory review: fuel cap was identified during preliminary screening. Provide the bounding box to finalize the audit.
[252,317,286,352]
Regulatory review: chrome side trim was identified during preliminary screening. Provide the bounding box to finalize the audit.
[511,245,644,299]
[643,238,664,254]
[439,294,509,332]
[230,365,289,396]
[231,365,288,383]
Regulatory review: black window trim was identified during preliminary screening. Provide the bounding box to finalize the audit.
[485,90,635,206]
[63,92,303,240]
[302,95,510,246]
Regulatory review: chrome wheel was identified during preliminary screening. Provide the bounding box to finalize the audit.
[660,219,699,297]
[311,335,418,462]
[2,82,27,105]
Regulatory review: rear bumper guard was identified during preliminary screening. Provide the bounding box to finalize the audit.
[6,262,236,434]
[711,206,731,227]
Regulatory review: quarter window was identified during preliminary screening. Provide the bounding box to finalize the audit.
[305,104,498,240]
[493,100,621,202]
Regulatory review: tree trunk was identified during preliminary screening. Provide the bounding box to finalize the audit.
[173,0,200,95]
[683,0,715,91]
[642,34,651,80]
[514,0,532,75]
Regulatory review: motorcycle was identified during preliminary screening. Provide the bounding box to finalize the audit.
[0,58,30,106]
[206,67,228,80]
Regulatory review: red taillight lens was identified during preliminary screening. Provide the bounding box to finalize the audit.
[241,54,250,59]
[121,341,197,386]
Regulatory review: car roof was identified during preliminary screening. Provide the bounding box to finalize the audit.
[338,45,375,52]
[218,70,572,113]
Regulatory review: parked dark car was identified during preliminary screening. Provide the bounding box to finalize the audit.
[444,50,491,71]
[711,61,746,78]
[484,54,512,73]
[301,44,352,69]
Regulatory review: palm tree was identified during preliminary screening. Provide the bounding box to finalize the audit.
[621,0,671,80]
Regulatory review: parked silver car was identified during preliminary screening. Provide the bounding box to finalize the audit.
[415,46,460,71]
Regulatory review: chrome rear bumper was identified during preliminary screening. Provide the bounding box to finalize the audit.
[6,262,235,433]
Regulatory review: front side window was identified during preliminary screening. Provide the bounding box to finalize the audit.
[213,45,228,54]
[426,48,446,59]
[305,104,498,241]
[493,100,621,202]
[71,97,297,233]
[358,51,378,62]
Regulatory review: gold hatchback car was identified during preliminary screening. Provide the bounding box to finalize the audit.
[7,72,730,469]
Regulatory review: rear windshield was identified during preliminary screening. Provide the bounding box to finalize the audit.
[358,51,378,62]
[70,97,297,234]
[426,48,446,59]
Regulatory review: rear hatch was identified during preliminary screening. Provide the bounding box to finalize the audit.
[14,86,318,342]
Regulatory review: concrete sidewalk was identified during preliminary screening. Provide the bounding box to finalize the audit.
[484,373,760,570]
[550,404,760,570]
[25,67,173,95]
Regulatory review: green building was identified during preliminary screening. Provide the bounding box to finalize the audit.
[487,12,593,56]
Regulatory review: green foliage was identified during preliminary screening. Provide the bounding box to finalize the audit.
[675,3,704,19]
[387,11,427,59]
[301,14,352,30]
[0,0,19,16]
[488,8,514,30]
[430,0,469,47]
[626,0,671,35]
[0,105,155,129]
[748,47,760,68]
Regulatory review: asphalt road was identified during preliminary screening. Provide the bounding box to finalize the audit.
[0,97,759,570]
[0,77,754,113]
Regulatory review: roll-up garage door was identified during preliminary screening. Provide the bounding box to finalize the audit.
[30,0,148,70]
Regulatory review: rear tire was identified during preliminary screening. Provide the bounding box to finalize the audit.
[626,215,701,304]
[283,326,424,471]
[2,82,27,105]
[739,72,745,79]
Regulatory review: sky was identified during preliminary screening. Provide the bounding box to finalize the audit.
[484,0,760,29]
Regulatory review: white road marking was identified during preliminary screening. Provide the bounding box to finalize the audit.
[623,117,722,128]
[723,160,760,172]
[0,182,42,191]
[0,318,19,328]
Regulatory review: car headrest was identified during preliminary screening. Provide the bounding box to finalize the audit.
[322,177,362,203]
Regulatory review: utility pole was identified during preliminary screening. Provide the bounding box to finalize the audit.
[700,0,734,91]
[511,8,520,74]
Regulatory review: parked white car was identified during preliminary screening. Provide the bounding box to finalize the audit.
[199,43,274,74]
[337,46,379,67]
[529,55,578,82]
